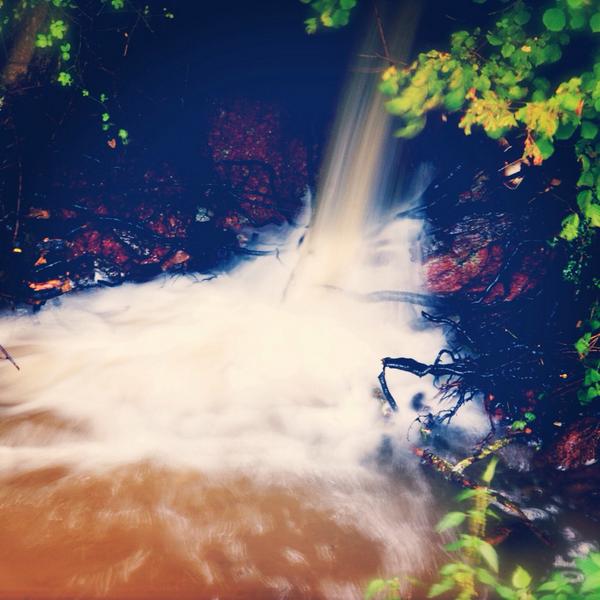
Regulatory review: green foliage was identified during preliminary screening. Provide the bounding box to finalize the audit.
[436,511,467,532]
[60,42,71,61]
[543,8,567,32]
[364,577,403,600]
[560,213,580,241]
[576,302,600,405]
[57,71,72,86]
[374,0,600,252]
[35,18,68,48]
[3,1,176,147]
[49,18,66,39]
[300,0,357,33]
[364,457,600,599]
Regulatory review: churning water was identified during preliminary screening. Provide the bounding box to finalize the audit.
[0,11,485,599]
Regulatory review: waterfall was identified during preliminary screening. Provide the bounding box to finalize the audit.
[288,1,421,295]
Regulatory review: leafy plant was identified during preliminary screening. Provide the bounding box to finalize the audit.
[301,0,357,33]
[376,0,600,330]
[364,455,600,599]
[575,301,600,405]
[2,1,175,147]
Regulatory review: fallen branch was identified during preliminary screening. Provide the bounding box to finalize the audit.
[0,343,20,371]
[414,444,551,546]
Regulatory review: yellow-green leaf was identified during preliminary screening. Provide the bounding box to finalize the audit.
[559,213,580,241]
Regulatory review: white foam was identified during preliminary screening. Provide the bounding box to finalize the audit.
[0,209,452,476]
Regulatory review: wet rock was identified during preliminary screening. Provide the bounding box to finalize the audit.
[544,418,600,470]
[1,99,309,307]
[423,212,551,303]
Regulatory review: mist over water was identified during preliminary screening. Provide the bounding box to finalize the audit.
[0,12,485,599]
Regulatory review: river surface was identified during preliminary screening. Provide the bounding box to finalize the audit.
[0,228,470,598]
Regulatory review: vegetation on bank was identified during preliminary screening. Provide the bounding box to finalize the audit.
[0,0,174,148]
[366,457,600,600]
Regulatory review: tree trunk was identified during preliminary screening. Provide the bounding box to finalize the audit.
[2,3,49,89]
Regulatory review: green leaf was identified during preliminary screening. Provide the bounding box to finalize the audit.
[385,96,412,115]
[394,117,427,139]
[487,33,502,46]
[436,511,466,533]
[585,369,600,385]
[512,566,532,589]
[501,43,515,58]
[570,11,586,29]
[481,456,498,484]
[543,8,566,32]
[35,34,51,48]
[444,539,467,552]
[57,71,72,86]
[49,19,67,39]
[559,213,580,241]
[585,203,600,227]
[524,411,536,422]
[591,13,600,33]
[561,93,581,112]
[512,420,527,431]
[536,137,554,159]
[582,121,599,140]
[476,568,497,585]
[545,44,562,63]
[118,128,129,141]
[379,78,398,96]
[305,18,317,34]
[585,386,600,403]
[444,89,466,111]
[515,8,531,25]
[321,11,333,27]
[582,571,600,594]
[575,332,591,356]
[102,112,110,122]
[365,579,387,599]
[331,9,349,28]
[537,580,559,592]
[456,488,479,502]
[578,171,594,188]
[428,579,455,598]
[555,122,576,140]
[495,584,518,600]
[477,540,499,573]
[439,563,465,576]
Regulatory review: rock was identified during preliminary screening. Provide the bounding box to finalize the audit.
[544,417,600,470]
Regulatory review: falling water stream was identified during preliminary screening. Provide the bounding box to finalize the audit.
[0,11,486,600]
